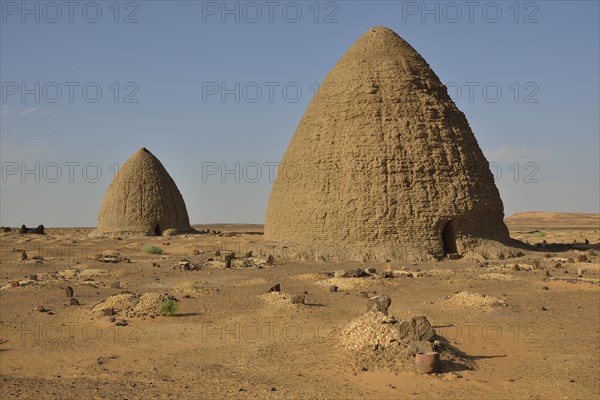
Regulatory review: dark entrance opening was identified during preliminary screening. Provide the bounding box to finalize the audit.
[154,224,162,236]
[442,220,457,254]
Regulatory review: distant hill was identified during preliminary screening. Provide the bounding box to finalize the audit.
[505,212,600,229]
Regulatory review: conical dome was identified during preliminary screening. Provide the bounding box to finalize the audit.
[265,26,510,260]
[95,147,192,236]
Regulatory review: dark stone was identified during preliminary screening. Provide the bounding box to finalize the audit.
[225,258,232,268]
[347,268,368,278]
[268,283,281,293]
[245,251,253,258]
[110,281,121,289]
[31,225,45,234]
[102,308,115,316]
[379,270,394,278]
[116,320,128,326]
[542,286,549,290]
[291,294,306,304]
[108,317,116,323]
[65,286,74,298]
[28,274,37,281]
[329,285,338,292]
[406,340,434,355]
[70,298,80,306]
[366,294,392,314]
[20,251,28,261]
[397,316,436,342]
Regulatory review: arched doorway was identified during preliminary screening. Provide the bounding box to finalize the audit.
[442,220,457,254]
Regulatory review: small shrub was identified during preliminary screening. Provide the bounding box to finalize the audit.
[141,245,164,255]
[158,298,178,316]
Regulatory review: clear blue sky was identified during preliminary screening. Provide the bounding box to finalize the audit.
[1,0,599,226]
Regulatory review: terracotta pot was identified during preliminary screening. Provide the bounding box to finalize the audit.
[415,351,440,374]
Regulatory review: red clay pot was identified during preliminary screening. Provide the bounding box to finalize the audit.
[415,351,440,374]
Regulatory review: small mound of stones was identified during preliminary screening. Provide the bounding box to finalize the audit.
[233,278,270,287]
[444,291,507,309]
[259,291,295,308]
[170,281,216,297]
[171,260,201,271]
[478,273,518,281]
[340,295,473,373]
[91,292,171,318]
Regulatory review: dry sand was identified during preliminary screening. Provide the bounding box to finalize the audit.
[0,217,599,399]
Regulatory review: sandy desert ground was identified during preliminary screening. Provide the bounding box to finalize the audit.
[0,213,598,399]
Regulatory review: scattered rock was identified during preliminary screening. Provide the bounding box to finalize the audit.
[365,267,376,274]
[20,251,28,261]
[379,270,394,278]
[70,298,80,306]
[110,281,122,289]
[10,281,19,288]
[541,306,547,311]
[65,286,74,298]
[330,285,338,292]
[541,286,549,290]
[108,317,116,323]
[116,320,128,327]
[266,255,275,266]
[28,274,37,281]
[397,316,436,342]
[173,260,200,271]
[406,340,434,355]
[31,225,45,234]
[366,294,392,314]
[268,284,281,293]
[334,270,347,278]
[291,294,306,304]
[512,264,520,271]
[34,305,48,313]
[447,253,461,260]
[347,268,368,278]
[102,308,115,316]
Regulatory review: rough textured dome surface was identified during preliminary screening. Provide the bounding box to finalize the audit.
[264,26,510,260]
[95,148,192,236]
